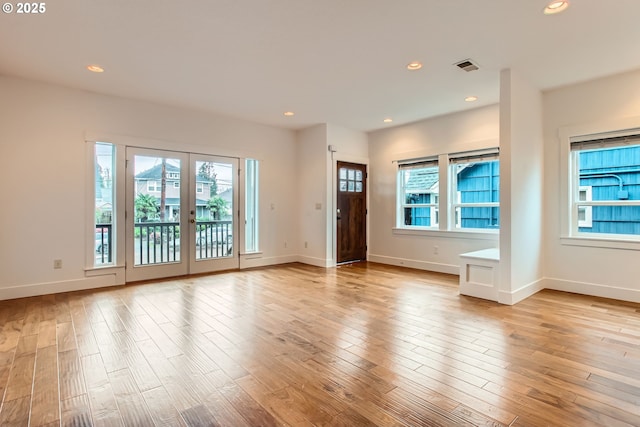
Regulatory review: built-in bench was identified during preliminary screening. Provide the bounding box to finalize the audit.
[459,248,500,302]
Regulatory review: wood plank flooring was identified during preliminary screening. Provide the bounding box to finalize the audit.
[0,262,639,426]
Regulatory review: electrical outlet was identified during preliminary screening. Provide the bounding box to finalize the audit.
[53,259,62,269]
[433,246,439,255]
[304,241,308,248]
[284,241,287,248]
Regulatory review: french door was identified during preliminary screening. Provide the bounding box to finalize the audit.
[125,148,238,282]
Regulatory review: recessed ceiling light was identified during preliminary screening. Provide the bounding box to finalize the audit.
[544,1,569,15]
[383,118,393,123]
[86,65,104,73]
[283,111,295,117]
[465,96,478,102]
[407,62,422,71]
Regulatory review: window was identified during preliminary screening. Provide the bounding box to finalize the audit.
[196,182,204,194]
[147,180,160,192]
[397,158,439,227]
[396,149,499,232]
[570,135,640,237]
[173,181,180,189]
[94,142,114,266]
[450,150,500,230]
[245,159,259,252]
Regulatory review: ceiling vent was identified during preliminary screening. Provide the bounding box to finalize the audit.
[455,59,479,72]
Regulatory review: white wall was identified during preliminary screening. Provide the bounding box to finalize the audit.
[297,124,329,266]
[499,69,544,304]
[368,105,500,274]
[0,75,298,299]
[543,69,640,302]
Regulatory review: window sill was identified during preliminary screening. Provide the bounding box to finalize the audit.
[241,251,263,258]
[561,236,640,251]
[393,227,499,241]
[85,265,124,276]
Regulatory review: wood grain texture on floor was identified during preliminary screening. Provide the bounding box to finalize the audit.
[0,262,639,426]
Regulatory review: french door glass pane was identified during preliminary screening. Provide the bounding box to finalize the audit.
[133,155,181,266]
[194,160,233,260]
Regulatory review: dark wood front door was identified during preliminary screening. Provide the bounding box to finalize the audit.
[337,161,367,263]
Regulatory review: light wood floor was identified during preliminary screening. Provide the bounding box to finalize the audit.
[0,262,639,426]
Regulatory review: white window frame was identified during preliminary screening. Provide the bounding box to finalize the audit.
[92,142,116,268]
[430,194,440,228]
[449,149,500,231]
[196,182,204,194]
[569,134,640,240]
[396,158,440,229]
[560,118,640,250]
[577,186,592,228]
[245,159,259,253]
[147,180,160,192]
[86,140,126,275]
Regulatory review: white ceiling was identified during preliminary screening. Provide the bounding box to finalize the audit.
[2,0,640,132]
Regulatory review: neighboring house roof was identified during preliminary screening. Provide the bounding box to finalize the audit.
[135,163,181,180]
[135,163,216,183]
[405,169,439,192]
[405,164,477,193]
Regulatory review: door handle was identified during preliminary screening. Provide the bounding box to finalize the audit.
[337,208,341,220]
[190,219,195,223]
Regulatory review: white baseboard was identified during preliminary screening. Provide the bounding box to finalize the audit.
[0,275,119,301]
[7,260,638,307]
[368,254,459,275]
[498,278,545,305]
[544,277,640,303]
[296,255,334,268]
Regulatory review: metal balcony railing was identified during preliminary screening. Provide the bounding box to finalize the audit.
[195,220,233,259]
[135,222,180,265]
[96,223,112,264]
[132,220,232,266]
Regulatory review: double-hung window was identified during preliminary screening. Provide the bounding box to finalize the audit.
[397,158,439,227]
[449,149,500,230]
[570,134,640,238]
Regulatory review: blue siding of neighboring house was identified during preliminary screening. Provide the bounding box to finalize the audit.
[405,194,433,226]
[458,161,500,229]
[579,147,640,235]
